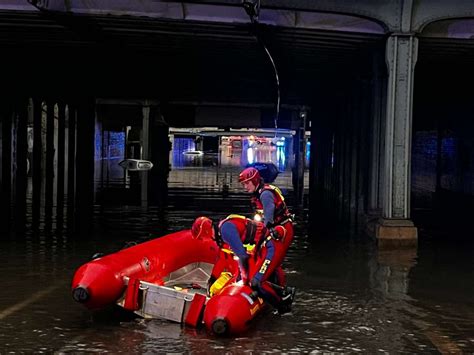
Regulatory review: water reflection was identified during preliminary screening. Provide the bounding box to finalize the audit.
[1,207,473,353]
[241,136,288,171]
[370,248,417,300]
[2,182,474,352]
[167,136,297,193]
[171,136,290,172]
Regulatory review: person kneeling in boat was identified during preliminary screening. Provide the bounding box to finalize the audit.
[191,215,295,314]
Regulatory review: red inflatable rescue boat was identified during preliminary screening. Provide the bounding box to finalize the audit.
[71,229,268,335]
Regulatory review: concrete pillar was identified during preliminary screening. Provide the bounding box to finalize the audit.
[335,103,346,222]
[318,114,330,208]
[149,108,170,209]
[44,100,55,229]
[141,103,150,207]
[368,53,387,218]
[0,112,2,222]
[32,98,43,229]
[75,99,95,233]
[376,34,418,247]
[67,104,77,231]
[342,100,353,225]
[309,99,336,227]
[14,99,29,231]
[0,102,12,233]
[56,102,66,227]
[326,120,336,212]
[356,80,371,229]
[292,110,306,207]
[349,86,359,229]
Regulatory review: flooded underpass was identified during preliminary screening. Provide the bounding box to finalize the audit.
[1,148,473,353]
[1,0,474,352]
[1,204,473,353]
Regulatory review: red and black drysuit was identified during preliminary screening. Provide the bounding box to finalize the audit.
[250,183,294,287]
[209,215,289,309]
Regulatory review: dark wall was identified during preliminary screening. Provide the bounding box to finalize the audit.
[413,63,474,199]
[411,62,474,233]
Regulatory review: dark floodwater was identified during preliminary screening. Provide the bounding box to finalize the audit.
[1,156,473,353]
[1,202,473,353]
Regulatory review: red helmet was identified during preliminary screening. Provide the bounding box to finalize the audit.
[239,167,261,186]
[191,216,213,240]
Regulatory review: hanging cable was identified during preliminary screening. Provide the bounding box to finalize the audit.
[261,41,280,134]
[242,0,281,134]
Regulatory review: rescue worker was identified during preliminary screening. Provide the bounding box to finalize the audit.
[191,215,294,314]
[238,167,294,289]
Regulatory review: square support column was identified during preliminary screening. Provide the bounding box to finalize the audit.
[0,102,12,232]
[292,110,306,207]
[148,108,170,209]
[141,103,150,207]
[75,98,96,232]
[376,34,418,247]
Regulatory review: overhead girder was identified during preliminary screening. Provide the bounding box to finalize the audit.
[21,0,474,34]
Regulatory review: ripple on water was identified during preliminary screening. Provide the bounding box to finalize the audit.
[1,187,473,353]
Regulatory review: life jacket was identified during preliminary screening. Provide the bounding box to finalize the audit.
[217,214,267,253]
[251,184,291,225]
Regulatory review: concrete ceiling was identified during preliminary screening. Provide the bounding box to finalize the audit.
[0,6,383,103]
[0,2,473,105]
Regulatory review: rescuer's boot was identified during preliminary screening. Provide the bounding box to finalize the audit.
[277,286,296,315]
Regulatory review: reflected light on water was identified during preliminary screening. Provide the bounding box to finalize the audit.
[0,198,473,353]
[2,130,472,353]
